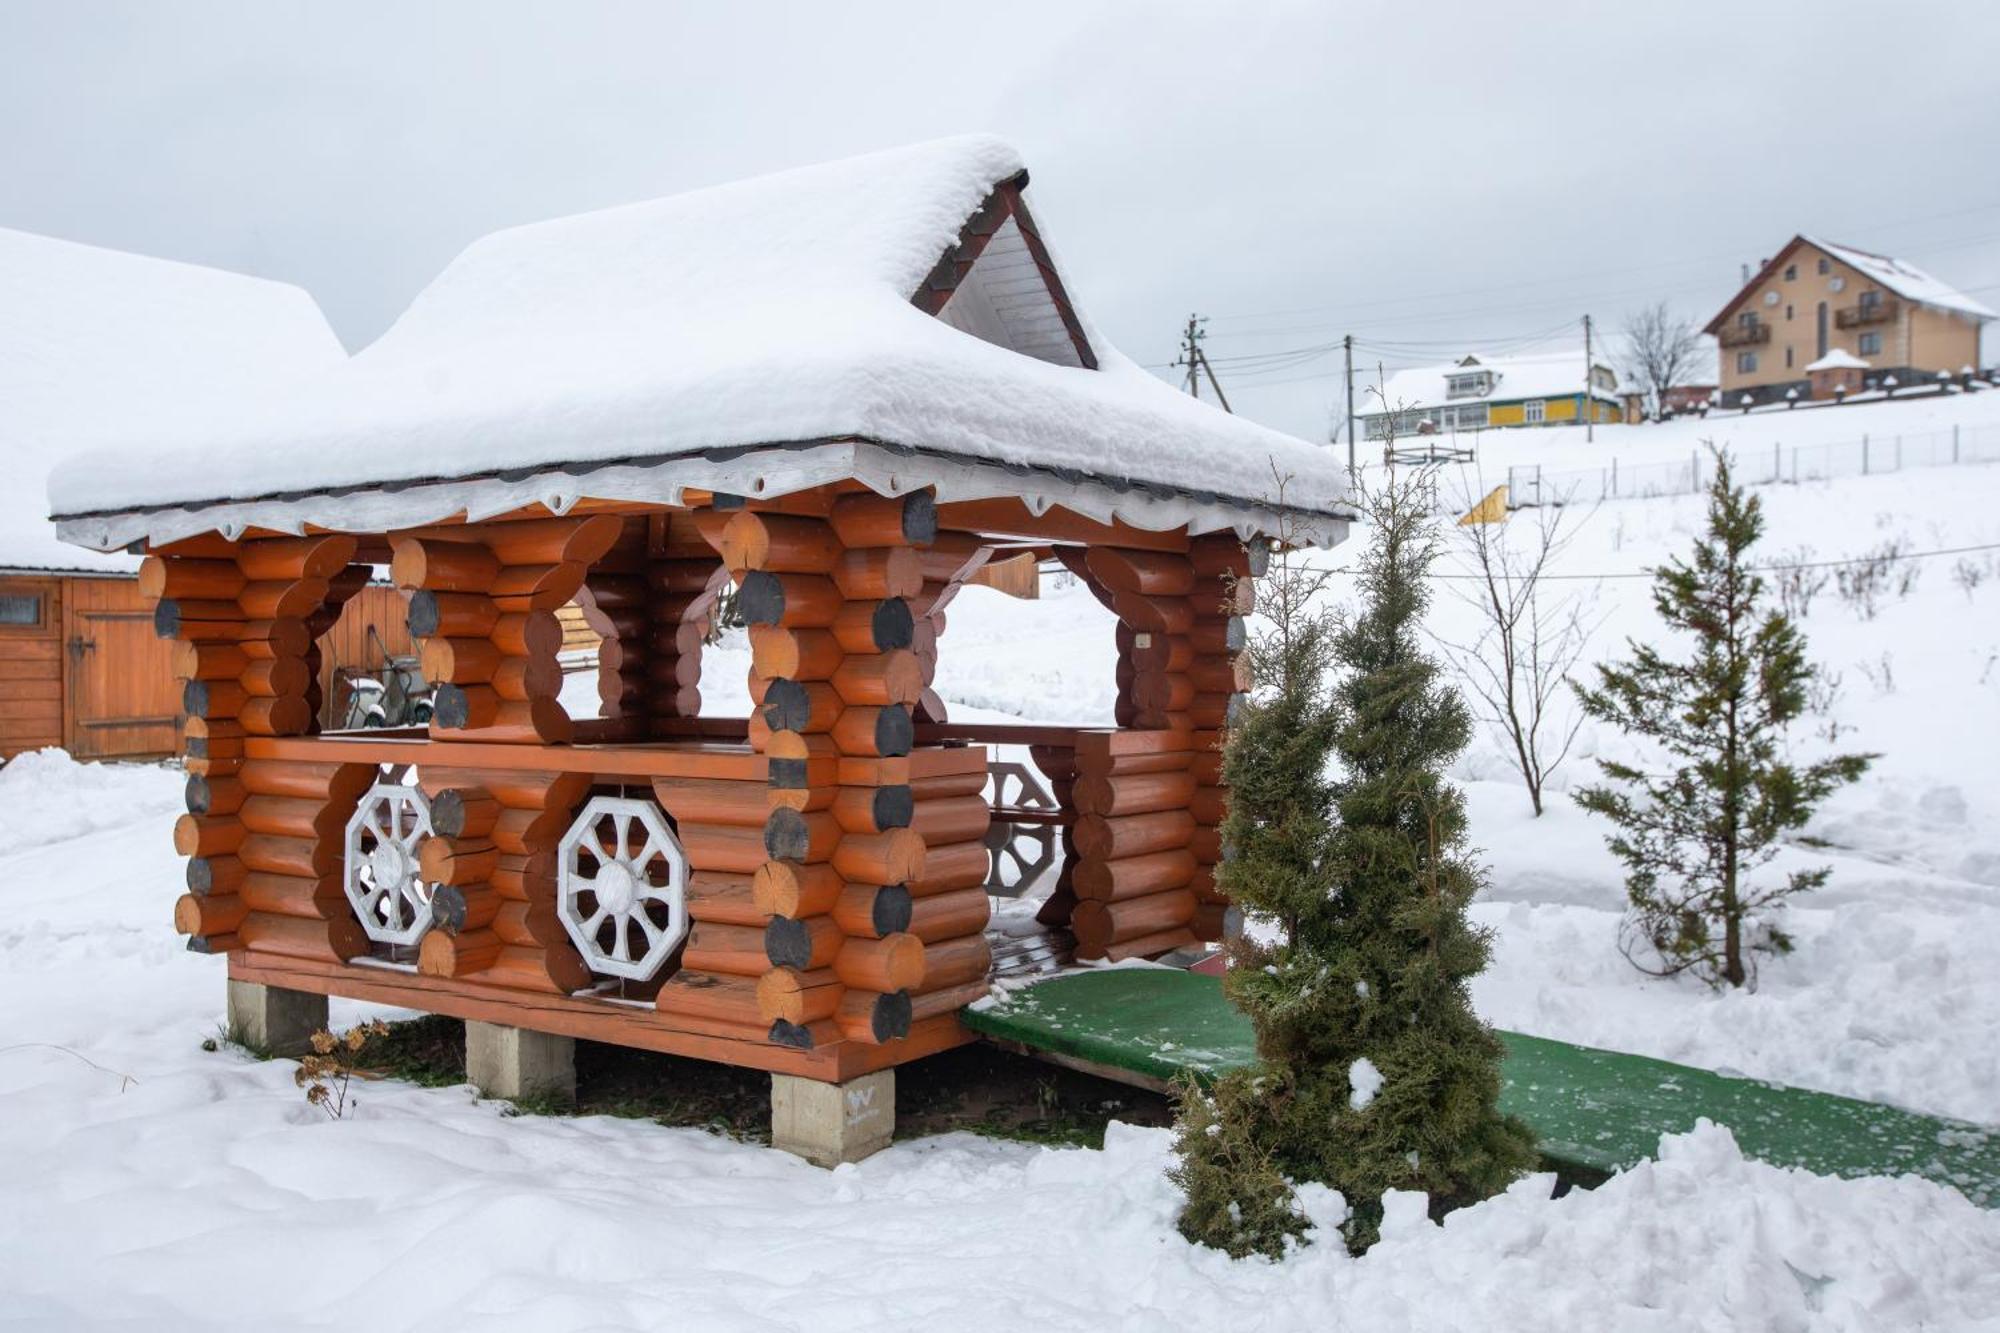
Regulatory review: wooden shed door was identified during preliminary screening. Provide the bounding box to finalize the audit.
[63,578,179,759]
[0,576,64,758]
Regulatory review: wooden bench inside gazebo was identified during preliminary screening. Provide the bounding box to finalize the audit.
[50,136,1348,1163]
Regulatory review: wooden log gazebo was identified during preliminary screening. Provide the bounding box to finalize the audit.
[50,136,1348,1162]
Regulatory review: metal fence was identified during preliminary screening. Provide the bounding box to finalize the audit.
[1505,420,2000,508]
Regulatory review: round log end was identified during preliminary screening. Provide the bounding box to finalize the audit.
[768,1018,816,1049]
[872,784,914,831]
[901,491,938,545]
[152,599,182,639]
[184,773,211,815]
[737,571,785,626]
[870,597,914,650]
[874,705,913,758]
[431,788,469,837]
[432,683,472,729]
[762,806,811,862]
[872,884,913,936]
[182,678,211,717]
[764,915,815,970]
[761,678,811,733]
[871,989,913,1042]
[406,589,442,639]
[431,884,468,934]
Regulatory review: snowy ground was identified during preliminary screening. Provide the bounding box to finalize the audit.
[0,751,1996,1327]
[933,441,2000,1124]
[5,395,2000,1327]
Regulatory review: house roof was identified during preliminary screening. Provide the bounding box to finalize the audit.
[1702,235,1996,335]
[1,227,344,575]
[1359,349,1619,418]
[51,136,1348,554]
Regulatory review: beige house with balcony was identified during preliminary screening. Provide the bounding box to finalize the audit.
[1703,236,1991,406]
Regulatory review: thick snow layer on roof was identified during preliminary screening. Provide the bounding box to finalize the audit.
[1,228,344,573]
[48,136,1344,540]
[1363,349,1617,417]
[1809,237,1996,321]
[1806,348,1870,372]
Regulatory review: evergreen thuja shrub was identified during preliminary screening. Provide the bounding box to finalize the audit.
[1573,446,1873,988]
[1173,471,1535,1258]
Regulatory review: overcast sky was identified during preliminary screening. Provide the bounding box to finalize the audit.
[5,0,1996,442]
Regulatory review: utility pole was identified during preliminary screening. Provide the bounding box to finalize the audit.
[1172,314,1232,413]
[1583,313,1595,444]
[1344,333,1356,471]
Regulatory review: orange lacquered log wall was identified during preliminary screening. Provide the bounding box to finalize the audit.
[144,492,1259,1077]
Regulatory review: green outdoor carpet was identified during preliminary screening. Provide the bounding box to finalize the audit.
[961,967,1999,1206]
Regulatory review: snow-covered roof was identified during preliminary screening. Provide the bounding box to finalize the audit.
[50,136,1348,553]
[1805,237,1996,321]
[2,229,344,574]
[1360,349,1618,418]
[1805,348,1870,372]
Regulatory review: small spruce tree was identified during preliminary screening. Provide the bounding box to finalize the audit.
[1573,446,1872,988]
[1173,469,1535,1258]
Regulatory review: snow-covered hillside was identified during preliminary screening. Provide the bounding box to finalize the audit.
[935,414,2000,1123]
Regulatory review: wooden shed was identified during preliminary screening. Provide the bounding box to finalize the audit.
[50,138,1349,1160]
[0,226,389,760]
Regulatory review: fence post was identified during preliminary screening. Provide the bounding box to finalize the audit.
[1691,449,1698,494]
[1954,423,1961,463]
[1611,455,1618,497]
[1896,435,1903,470]
[1862,434,1869,475]
[1774,440,1781,483]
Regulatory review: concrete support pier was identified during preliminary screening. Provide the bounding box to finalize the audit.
[771,1069,895,1166]
[465,1020,577,1103]
[227,978,327,1056]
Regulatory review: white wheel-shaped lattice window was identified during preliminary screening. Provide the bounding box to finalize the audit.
[557,796,690,982]
[343,782,437,947]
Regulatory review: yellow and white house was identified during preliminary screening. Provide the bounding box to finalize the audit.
[1358,350,1621,441]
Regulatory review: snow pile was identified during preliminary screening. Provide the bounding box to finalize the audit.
[1348,1056,1383,1111]
[48,136,1342,532]
[0,748,182,857]
[0,227,343,572]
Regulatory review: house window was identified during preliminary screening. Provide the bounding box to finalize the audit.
[1786,305,1794,320]
[1817,302,1829,357]
[1738,311,1760,329]
[1763,291,1780,306]
[1830,277,1846,293]
[1858,289,1882,312]
[1784,264,1797,281]
[1523,400,1546,424]
[1818,257,1831,275]
[1445,372,1491,399]
[1786,346,1794,368]
[1450,403,1488,430]
[1859,332,1882,356]
[1737,351,1759,374]
[0,594,43,627]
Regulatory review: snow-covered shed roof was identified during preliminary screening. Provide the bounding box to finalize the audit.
[1360,349,1618,418]
[50,136,1348,554]
[1805,348,1869,372]
[3,228,344,575]
[1704,236,1996,335]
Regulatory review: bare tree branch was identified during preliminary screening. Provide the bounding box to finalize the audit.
[1621,301,1704,420]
